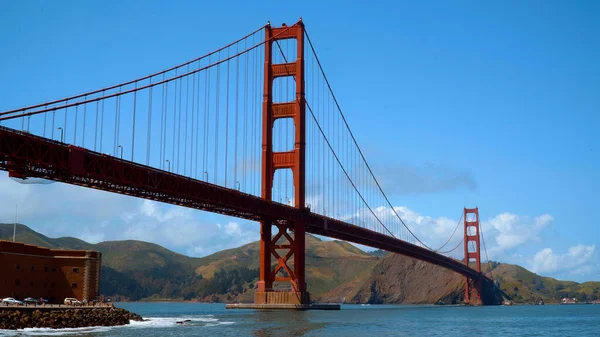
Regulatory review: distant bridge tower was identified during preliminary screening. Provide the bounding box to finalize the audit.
[464,207,482,305]
[255,20,309,306]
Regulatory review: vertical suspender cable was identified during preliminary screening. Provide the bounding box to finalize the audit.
[225,47,230,187]
[215,52,221,184]
[177,77,182,172]
[234,43,239,189]
[82,100,87,147]
[243,41,248,191]
[195,60,201,178]
[147,78,153,165]
[116,93,121,156]
[202,61,208,179]
[190,69,196,175]
[172,77,177,171]
[100,94,105,153]
[160,75,165,168]
[132,84,137,161]
[74,106,78,144]
[163,76,169,170]
[204,59,211,180]
[184,67,190,175]
[251,35,257,194]
[94,100,99,151]
[43,105,48,138]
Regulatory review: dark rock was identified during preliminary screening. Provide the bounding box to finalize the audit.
[0,307,144,330]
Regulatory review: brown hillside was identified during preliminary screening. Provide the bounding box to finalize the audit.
[321,253,465,304]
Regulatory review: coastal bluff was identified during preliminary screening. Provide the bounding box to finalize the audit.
[0,306,143,330]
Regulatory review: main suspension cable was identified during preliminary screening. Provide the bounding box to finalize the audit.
[479,214,494,280]
[438,237,464,255]
[1,25,294,122]
[0,24,268,117]
[273,39,397,238]
[433,212,464,252]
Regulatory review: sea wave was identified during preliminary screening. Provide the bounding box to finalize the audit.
[126,316,221,328]
[0,315,234,336]
[0,326,113,336]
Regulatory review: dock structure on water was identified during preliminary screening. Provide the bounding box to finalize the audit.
[226,303,340,310]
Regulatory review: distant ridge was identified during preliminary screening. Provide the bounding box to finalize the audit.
[1,223,598,304]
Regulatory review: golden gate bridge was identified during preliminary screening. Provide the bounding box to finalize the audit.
[0,19,496,308]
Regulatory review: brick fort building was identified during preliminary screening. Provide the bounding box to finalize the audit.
[0,240,101,303]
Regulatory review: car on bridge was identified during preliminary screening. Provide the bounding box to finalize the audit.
[2,297,23,305]
[64,298,82,305]
[23,297,47,305]
[23,297,39,305]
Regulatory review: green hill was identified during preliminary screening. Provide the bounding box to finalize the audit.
[0,224,93,250]
[0,223,378,302]
[484,262,600,303]
[1,223,597,304]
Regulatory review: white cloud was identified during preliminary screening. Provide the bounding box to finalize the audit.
[0,172,258,257]
[485,213,553,254]
[118,200,257,254]
[531,245,596,275]
[224,222,242,236]
[0,172,136,239]
[79,231,105,244]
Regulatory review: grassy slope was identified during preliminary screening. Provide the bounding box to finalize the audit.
[484,262,600,302]
[0,224,92,250]
[0,224,199,272]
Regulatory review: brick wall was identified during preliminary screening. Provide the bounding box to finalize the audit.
[0,241,102,303]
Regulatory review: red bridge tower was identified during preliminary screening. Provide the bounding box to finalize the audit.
[255,20,309,306]
[464,207,482,305]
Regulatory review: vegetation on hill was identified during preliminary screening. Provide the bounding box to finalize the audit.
[484,262,600,303]
[1,223,597,304]
[0,224,376,302]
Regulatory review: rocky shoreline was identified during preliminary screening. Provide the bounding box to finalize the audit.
[0,307,143,330]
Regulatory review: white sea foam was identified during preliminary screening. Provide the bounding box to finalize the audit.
[0,326,112,336]
[0,315,233,335]
[126,315,231,328]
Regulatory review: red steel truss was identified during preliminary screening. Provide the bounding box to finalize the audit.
[0,125,487,283]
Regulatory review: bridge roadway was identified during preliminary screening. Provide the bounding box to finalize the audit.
[0,126,486,281]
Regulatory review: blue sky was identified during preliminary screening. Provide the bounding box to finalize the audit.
[0,1,598,282]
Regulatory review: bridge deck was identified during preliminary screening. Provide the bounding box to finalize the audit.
[0,126,486,280]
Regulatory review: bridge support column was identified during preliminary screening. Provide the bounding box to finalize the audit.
[256,219,273,295]
[464,207,483,305]
[254,221,309,306]
[465,276,483,305]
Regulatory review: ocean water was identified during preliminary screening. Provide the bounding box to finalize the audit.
[1,302,599,336]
